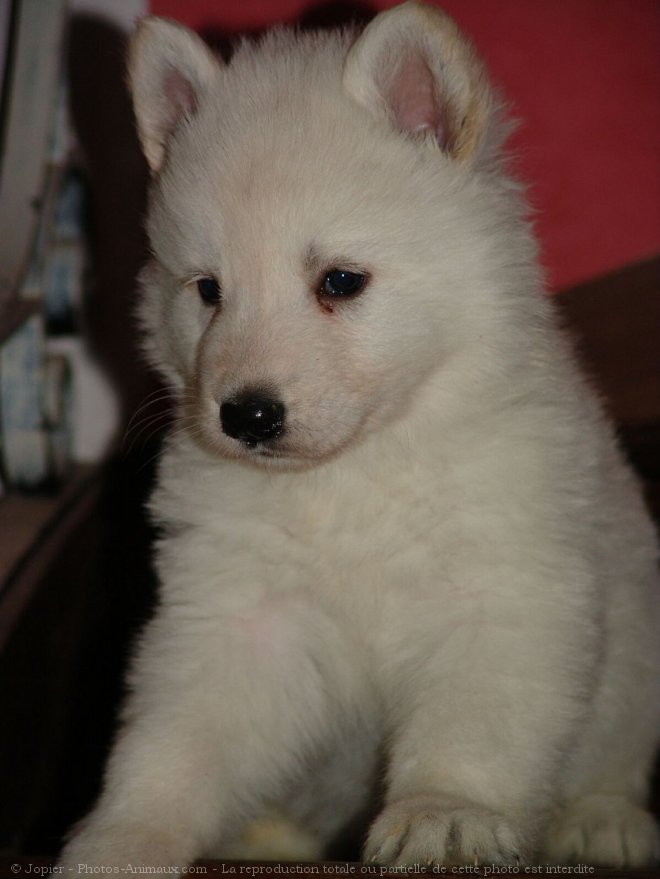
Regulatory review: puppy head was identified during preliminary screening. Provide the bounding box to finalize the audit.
[129,3,511,469]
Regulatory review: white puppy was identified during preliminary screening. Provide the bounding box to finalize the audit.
[60,2,659,870]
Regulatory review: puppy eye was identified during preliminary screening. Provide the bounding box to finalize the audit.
[196,276,222,305]
[321,269,367,298]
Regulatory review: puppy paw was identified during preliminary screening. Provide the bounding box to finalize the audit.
[545,794,660,868]
[363,796,525,867]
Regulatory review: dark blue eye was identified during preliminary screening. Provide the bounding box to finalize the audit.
[321,269,367,298]
[196,276,222,305]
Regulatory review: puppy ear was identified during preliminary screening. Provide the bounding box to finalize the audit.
[128,17,219,173]
[343,2,493,162]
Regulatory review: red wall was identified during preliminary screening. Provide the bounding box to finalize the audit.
[150,0,660,291]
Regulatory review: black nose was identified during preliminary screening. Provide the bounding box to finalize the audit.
[220,393,286,446]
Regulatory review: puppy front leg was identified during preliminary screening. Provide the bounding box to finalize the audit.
[365,613,591,867]
[59,700,225,869]
[59,608,331,869]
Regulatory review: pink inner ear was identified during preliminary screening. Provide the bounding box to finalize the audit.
[162,67,198,133]
[385,53,447,147]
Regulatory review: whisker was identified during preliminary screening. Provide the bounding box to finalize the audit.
[135,422,208,476]
[128,384,180,409]
[123,390,198,448]
[124,386,196,434]
[142,411,203,449]
[125,398,177,440]
[124,398,189,439]
[123,410,177,457]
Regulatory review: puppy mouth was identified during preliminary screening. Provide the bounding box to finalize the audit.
[253,445,283,457]
[240,443,315,471]
[246,437,311,465]
[236,433,336,470]
[222,430,305,466]
[242,442,286,460]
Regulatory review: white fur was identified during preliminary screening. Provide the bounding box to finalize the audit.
[60,3,659,870]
